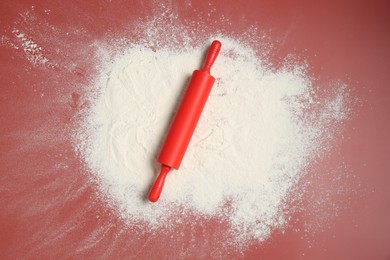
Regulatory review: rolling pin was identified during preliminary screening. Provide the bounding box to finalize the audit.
[148,40,222,202]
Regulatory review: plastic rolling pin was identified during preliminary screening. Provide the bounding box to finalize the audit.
[148,40,222,202]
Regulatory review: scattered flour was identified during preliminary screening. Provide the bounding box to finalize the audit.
[12,28,49,66]
[76,36,350,246]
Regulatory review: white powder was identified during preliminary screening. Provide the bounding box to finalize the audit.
[76,35,350,247]
[12,28,49,66]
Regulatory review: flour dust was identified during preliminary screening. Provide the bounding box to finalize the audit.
[76,32,351,248]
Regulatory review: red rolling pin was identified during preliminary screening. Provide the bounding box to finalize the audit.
[148,40,222,202]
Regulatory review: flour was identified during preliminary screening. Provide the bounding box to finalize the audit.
[12,28,49,66]
[76,35,350,247]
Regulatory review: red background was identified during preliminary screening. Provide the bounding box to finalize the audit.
[1,1,389,259]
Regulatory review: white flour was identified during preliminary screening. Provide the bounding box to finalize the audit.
[12,28,49,66]
[77,36,350,246]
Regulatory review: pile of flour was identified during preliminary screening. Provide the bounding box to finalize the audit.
[76,36,349,245]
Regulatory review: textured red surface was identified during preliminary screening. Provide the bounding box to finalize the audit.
[1,1,389,259]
